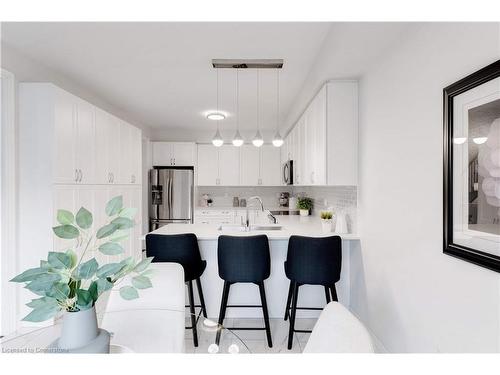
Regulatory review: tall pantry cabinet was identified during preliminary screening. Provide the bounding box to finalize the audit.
[18,83,143,280]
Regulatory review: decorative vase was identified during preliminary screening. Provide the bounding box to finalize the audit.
[57,306,110,353]
[321,219,332,233]
[300,209,309,216]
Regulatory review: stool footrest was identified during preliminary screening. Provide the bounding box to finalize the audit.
[287,306,323,311]
[293,329,312,333]
[225,327,266,331]
[226,304,263,308]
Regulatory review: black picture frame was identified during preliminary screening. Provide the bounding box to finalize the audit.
[443,59,500,273]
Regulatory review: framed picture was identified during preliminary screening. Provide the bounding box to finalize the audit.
[443,60,500,272]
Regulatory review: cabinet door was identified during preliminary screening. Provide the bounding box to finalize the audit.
[294,117,306,185]
[152,142,173,166]
[240,145,260,186]
[94,108,110,184]
[117,121,131,184]
[260,145,281,186]
[311,86,327,185]
[53,91,77,184]
[197,145,218,186]
[172,143,195,166]
[218,145,240,186]
[75,186,96,262]
[75,99,96,184]
[107,115,121,184]
[130,126,142,184]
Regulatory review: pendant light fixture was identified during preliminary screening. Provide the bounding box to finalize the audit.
[232,68,244,147]
[252,69,264,147]
[272,69,284,147]
[211,69,224,147]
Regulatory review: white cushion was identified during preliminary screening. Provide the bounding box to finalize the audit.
[101,262,185,353]
[303,302,375,353]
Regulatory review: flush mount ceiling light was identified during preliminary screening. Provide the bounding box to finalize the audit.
[232,69,244,147]
[473,137,488,144]
[207,112,225,121]
[272,69,283,147]
[211,69,224,147]
[252,69,264,147]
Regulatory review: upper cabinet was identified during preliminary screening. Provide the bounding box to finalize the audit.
[152,142,196,166]
[240,145,280,186]
[20,83,142,186]
[284,80,358,186]
[197,145,240,186]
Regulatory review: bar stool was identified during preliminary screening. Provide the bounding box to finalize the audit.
[145,233,207,347]
[284,235,342,350]
[215,235,273,348]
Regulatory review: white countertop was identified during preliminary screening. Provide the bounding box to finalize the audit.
[148,215,359,241]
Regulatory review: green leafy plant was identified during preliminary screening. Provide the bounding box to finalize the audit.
[320,211,333,220]
[10,196,153,322]
[297,197,313,211]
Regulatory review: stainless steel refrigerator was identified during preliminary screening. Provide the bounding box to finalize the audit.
[149,167,194,230]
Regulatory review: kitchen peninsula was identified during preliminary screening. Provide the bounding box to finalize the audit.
[148,214,360,319]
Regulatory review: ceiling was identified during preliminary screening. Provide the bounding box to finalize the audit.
[1,22,331,135]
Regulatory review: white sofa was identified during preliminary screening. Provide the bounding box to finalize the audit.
[303,302,375,353]
[101,262,185,353]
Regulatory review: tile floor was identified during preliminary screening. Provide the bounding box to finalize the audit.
[184,318,317,354]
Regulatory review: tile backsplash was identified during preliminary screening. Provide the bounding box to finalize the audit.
[196,186,292,209]
[197,185,358,234]
[293,186,358,234]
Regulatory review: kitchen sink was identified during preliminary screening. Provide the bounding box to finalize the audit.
[217,224,283,232]
[250,224,283,231]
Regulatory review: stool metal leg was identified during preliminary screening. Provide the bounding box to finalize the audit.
[258,282,273,348]
[196,278,208,318]
[324,286,331,304]
[287,282,299,350]
[330,284,338,302]
[187,280,198,347]
[215,281,231,346]
[284,280,293,321]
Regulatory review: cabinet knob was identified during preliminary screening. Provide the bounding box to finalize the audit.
[75,169,79,182]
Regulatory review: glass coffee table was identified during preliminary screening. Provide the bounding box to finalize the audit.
[1,308,250,354]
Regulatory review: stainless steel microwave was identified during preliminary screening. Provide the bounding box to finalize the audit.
[283,160,294,185]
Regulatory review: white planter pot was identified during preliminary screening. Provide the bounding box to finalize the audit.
[321,219,333,233]
[58,306,110,353]
[299,209,309,216]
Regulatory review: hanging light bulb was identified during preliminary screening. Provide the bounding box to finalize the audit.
[253,69,264,147]
[252,130,264,147]
[232,69,244,147]
[211,69,223,147]
[212,129,224,147]
[272,69,283,147]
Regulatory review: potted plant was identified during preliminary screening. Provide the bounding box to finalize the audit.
[10,195,153,353]
[297,197,313,216]
[320,211,334,233]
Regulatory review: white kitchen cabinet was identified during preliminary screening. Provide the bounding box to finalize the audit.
[218,146,240,186]
[95,110,122,184]
[75,99,96,184]
[283,80,357,186]
[260,145,281,186]
[53,89,77,184]
[240,145,261,185]
[197,145,239,186]
[152,142,196,166]
[326,81,358,185]
[197,144,219,185]
[239,145,281,186]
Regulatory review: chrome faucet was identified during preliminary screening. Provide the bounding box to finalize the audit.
[245,196,277,230]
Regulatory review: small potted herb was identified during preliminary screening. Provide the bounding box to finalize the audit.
[297,197,313,216]
[320,211,334,233]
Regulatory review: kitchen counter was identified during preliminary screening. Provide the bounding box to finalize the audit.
[151,215,359,241]
[146,215,360,319]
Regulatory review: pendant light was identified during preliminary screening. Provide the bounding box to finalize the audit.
[211,69,224,147]
[252,69,264,147]
[232,68,244,147]
[272,69,284,147]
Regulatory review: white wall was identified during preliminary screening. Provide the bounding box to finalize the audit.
[355,23,500,352]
